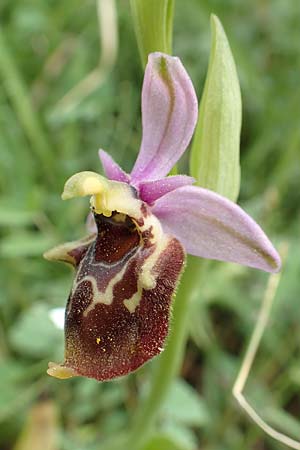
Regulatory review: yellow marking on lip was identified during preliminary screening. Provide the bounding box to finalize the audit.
[67,207,170,316]
[96,337,101,344]
[123,211,169,312]
[123,234,169,313]
[113,213,127,223]
[64,181,171,316]
[80,262,130,317]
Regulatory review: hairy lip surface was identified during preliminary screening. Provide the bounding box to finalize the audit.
[48,211,185,381]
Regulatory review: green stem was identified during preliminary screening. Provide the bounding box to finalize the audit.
[0,28,54,183]
[130,0,174,67]
[125,256,205,450]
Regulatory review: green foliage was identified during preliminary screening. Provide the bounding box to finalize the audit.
[130,0,174,66]
[9,304,63,358]
[190,15,241,201]
[0,1,299,449]
[162,379,208,427]
[142,434,186,450]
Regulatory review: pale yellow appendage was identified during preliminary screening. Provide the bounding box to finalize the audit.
[47,362,78,379]
[62,171,141,219]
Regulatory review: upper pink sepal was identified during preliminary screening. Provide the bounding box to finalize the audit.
[130,53,198,183]
[152,186,281,273]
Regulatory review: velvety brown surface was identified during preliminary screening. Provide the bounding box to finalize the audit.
[63,212,185,380]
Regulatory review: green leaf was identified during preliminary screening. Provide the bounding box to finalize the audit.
[160,424,197,450]
[142,434,186,450]
[0,204,38,226]
[0,360,39,421]
[9,304,63,359]
[190,14,242,202]
[0,231,56,257]
[264,407,300,441]
[162,379,209,427]
[130,0,174,67]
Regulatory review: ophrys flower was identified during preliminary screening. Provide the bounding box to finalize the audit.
[45,53,280,381]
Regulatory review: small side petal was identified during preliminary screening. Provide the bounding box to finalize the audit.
[152,186,281,273]
[99,149,130,183]
[131,52,198,183]
[44,235,95,267]
[139,175,195,204]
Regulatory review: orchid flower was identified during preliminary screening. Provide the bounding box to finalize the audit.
[44,52,281,381]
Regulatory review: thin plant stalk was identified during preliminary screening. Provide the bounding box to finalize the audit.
[52,0,118,116]
[124,256,205,449]
[232,243,300,449]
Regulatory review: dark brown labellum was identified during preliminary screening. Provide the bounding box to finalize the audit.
[48,210,185,381]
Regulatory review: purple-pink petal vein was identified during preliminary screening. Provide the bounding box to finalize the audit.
[152,186,281,273]
[130,53,198,183]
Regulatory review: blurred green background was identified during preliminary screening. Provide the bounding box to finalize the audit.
[0,0,300,449]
